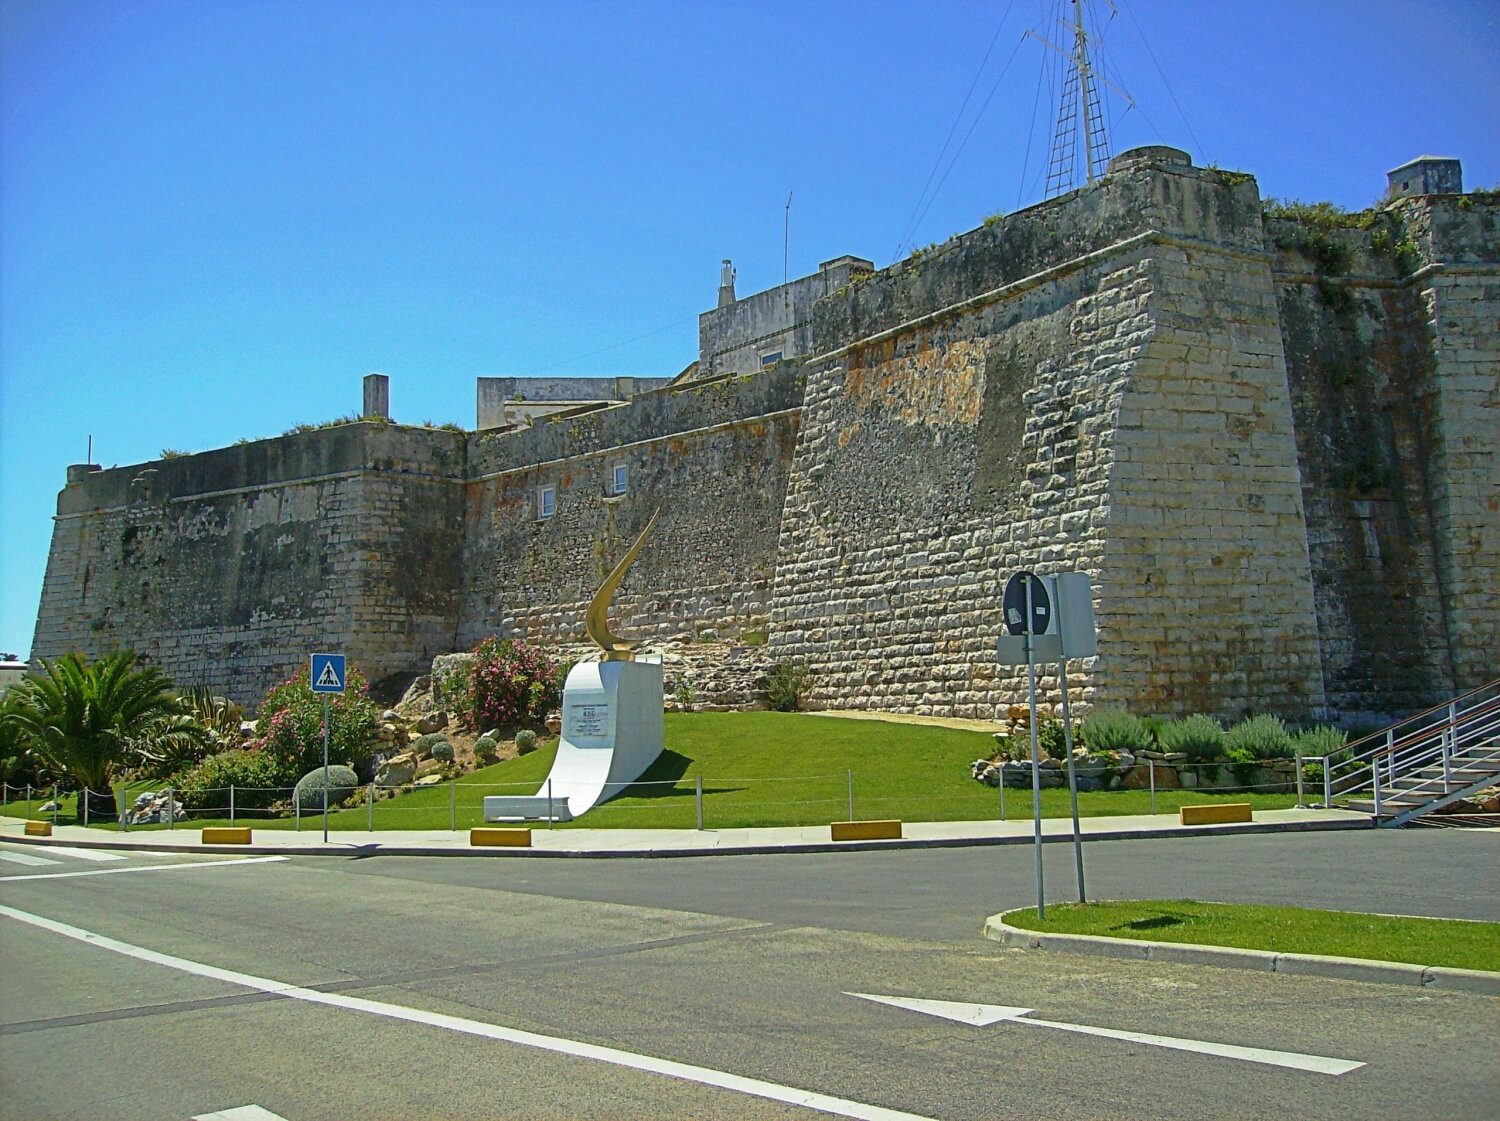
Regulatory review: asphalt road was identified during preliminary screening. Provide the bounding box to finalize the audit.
[1,829,1496,1121]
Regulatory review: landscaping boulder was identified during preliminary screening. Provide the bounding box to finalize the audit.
[375,752,417,788]
[415,711,449,735]
[1122,764,1179,790]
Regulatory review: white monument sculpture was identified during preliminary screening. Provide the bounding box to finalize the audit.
[483,512,665,822]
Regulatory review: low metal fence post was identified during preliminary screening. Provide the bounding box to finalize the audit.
[295,793,301,831]
[52,785,59,825]
[1149,759,1156,815]
[999,776,1006,821]
[450,781,457,831]
[1372,759,1382,817]
[1324,762,1332,808]
[367,783,374,831]
[82,787,89,827]
[230,784,236,824]
[847,770,854,821]
[118,786,128,832]
[167,786,175,828]
[547,779,554,830]
[1295,755,1305,808]
[695,774,704,831]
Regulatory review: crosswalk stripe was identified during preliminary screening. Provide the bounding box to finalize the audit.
[0,850,62,867]
[42,846,128,862]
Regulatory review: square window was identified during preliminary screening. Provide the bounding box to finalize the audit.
[759,350,783,367]
[537,485,556,519]
[611,463,629,495]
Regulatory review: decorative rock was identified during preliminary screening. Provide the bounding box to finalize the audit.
[415,711,449,734]
[380,709,400,723]
[1121,764,1179,790]
[414,773,445,787]
[375,752,417,788]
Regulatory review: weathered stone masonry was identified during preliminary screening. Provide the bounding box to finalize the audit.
[32,147,1498,721]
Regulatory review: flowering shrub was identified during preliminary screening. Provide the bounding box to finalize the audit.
[461,638,565,731]
[253,665,378,782]
[176,748,287,811]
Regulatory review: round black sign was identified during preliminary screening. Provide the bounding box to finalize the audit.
[1002,572,1052,636]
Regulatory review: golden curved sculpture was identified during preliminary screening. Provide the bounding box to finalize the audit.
[585,508,661,661]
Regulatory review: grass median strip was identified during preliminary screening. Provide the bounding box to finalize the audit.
[1003,900,1500,973]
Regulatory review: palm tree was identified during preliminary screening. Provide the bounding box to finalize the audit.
[3,651,200,820]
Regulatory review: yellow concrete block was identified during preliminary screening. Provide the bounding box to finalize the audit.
[830,819,903,841]
[202,827,253,844]
[24,820,52,837]
[471,827,532,848]
[1178,803,1253,826]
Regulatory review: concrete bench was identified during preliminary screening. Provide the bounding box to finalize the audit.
[830,819,903,841]
[1179,802,1252,826]
[202,827,252,844]
[483,795,573,823]
[471,827,532,847]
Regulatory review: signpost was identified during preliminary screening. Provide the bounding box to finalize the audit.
[996,572,1097,918]
[310,653,347,843]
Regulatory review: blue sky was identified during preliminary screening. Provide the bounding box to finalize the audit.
[3,0,1497,659]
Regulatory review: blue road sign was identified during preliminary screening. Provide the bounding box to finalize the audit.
[1002,572,1052,636]
[310,653,347,693]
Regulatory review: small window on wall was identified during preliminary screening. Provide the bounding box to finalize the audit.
[759,350,783,367]
[611,463,629,495]
[537,484,556,519]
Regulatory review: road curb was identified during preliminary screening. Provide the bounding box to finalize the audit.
[0,813,1373,860]
[982,915,1500,995]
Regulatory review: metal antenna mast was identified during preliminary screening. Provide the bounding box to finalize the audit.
[1035,0,1120,199]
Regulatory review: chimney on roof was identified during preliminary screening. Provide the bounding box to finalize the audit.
[717,259,737,307]
[363,372,390,420]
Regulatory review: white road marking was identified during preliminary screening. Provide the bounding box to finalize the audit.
[0,850,61,867]
[1,905,939,1121]
[0,854,287,883]
[192,1105,291,1121]
[41,845,127,861]
[847,993,1366,1077]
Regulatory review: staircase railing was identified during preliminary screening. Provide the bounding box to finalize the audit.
[1318,679,1500,819]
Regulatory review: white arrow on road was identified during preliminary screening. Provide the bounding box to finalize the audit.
[846,993,1365,1076]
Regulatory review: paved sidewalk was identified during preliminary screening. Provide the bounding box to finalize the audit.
[0,807,1370,858]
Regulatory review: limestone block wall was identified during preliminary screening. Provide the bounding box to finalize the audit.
[770,150,1328,720]
[1269,196,1499,716]
[1100,241,1325,717]
[457,368,803,647]
[1272,226,1457,718]
[32,425,465,705]
[1401,197,1500,691]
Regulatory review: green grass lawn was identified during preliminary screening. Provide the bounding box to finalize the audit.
[1003,900,1500,972]
[8,711,1306,833]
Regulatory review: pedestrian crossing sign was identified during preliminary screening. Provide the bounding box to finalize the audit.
[310,653,346,693]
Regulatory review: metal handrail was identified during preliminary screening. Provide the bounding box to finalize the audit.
[1317,679,1500,811]
[1342,677,1500,757]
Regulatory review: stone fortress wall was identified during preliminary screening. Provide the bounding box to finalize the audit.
[32,148,1498,722]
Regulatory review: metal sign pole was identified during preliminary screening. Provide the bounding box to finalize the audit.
[322,694,330,843]
[1057,651,1086,904]
[1024,578,1045,921]
[1054,581,1087,903]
